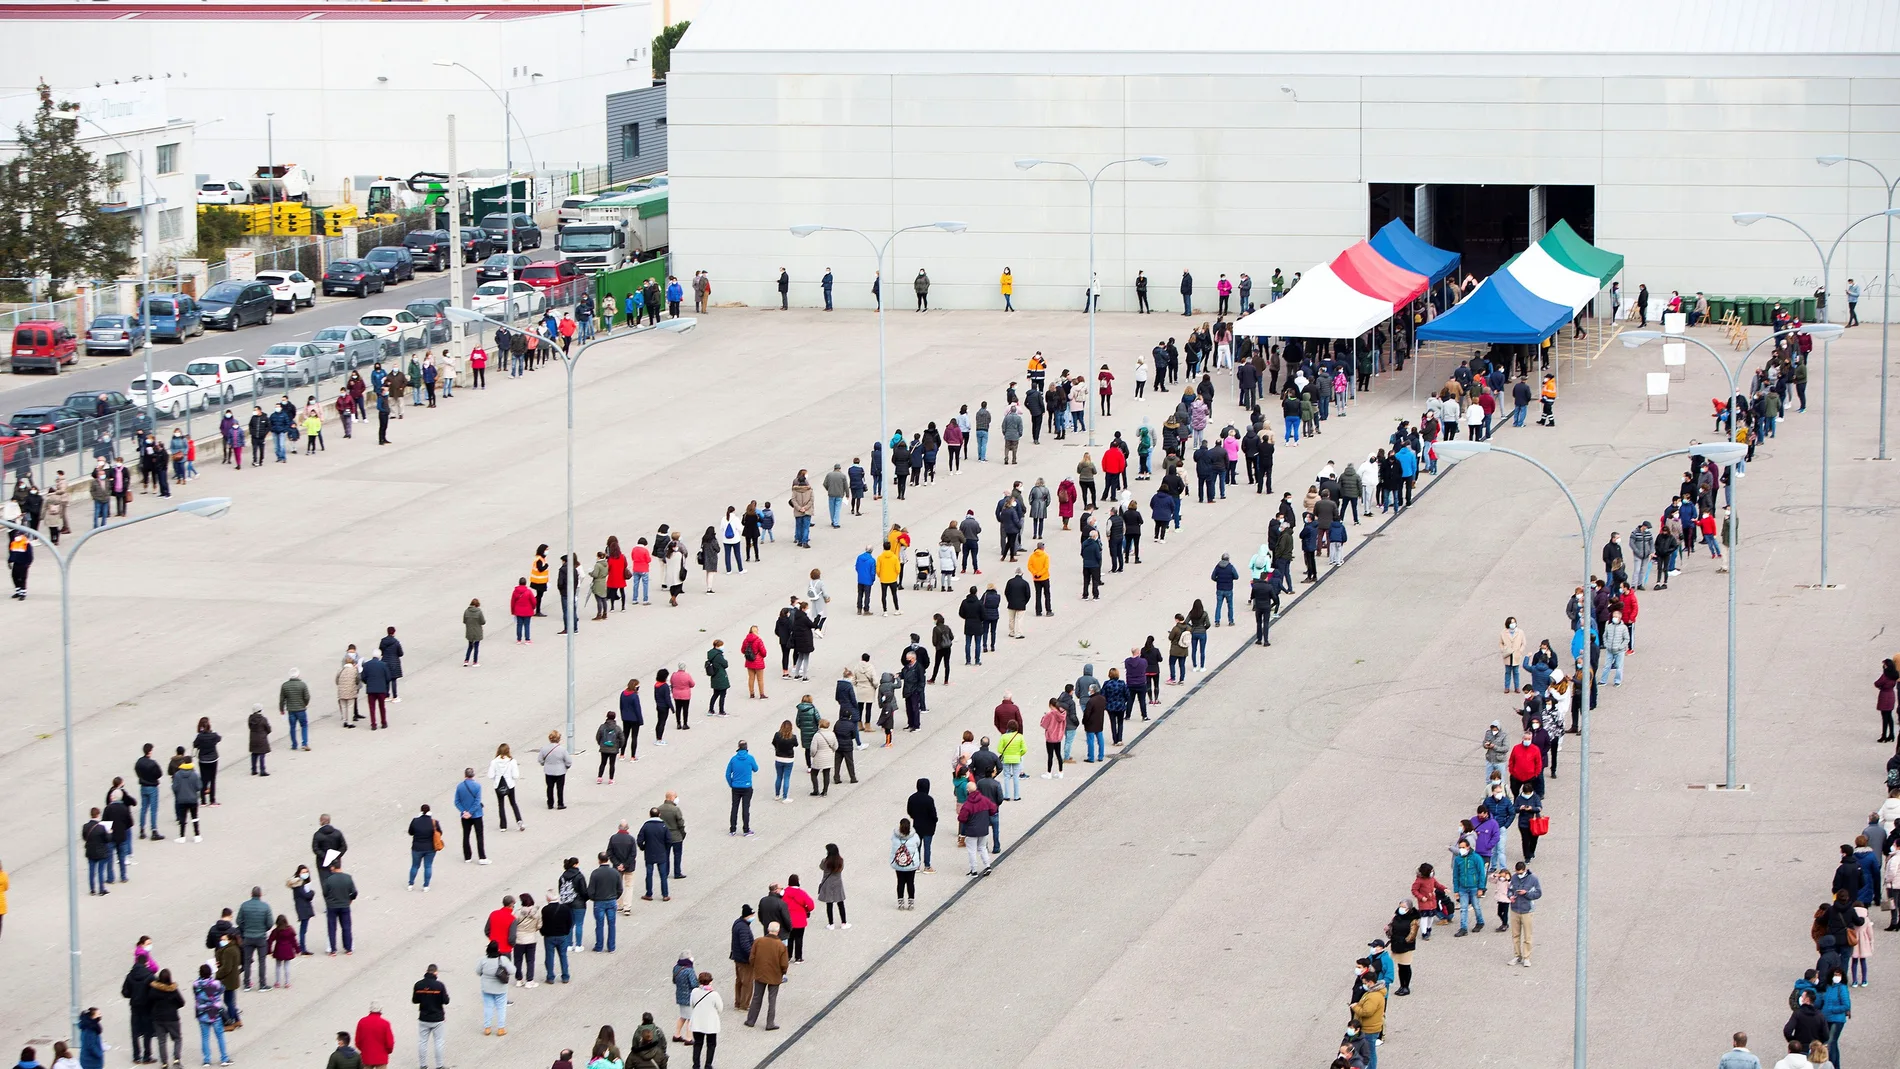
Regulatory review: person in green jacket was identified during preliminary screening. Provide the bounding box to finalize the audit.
[1450,840,1487,935]
[277,670,312,751]
[590,552,610,620]
[794,698,821,756]
[706,640,732,716]
[236,886,274,990]
[462,599,486,667]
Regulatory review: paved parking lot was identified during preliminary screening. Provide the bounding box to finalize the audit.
[3,308,1894,1068]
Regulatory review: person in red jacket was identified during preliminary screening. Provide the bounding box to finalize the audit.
[1507,730,1545,796]
[1100,440,1127,500]
[354,1003,395,1069]
[1618,587,1639,653]
[1096,364,1116,417]
[781,876,815,963]
[510,578,537,645]
[485,896,517,955]
[741,625,770,700]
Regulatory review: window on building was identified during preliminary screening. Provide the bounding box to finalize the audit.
[156,143,179,175]
[621,122,640,160]
[104,152,128,184]
[158,207,184,242]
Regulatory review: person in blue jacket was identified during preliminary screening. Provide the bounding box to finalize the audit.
[665,276,684,318]
[453,768,487,864]
[1298,514,1320,583]
[1451,840,1486,935]
[1819,966,1851,1066]
[1365,939,1395,988]
[1394,442,1418,507]
[854,547,877,616]
[1209,553,1239,625]
[847,459,867,517]
[1148,490,1176,542]
[725,741,759,837]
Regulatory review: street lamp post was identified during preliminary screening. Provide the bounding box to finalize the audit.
[1618,323,1837,788]
[788,222,969,531]
[1013,156,1169,448]
[1732,207,1900,586]
[1435,438,1746,1069]
[446,307,695,745]
[1819,155,1899,460]
[0,497,232,1040]
[437,61,537,326]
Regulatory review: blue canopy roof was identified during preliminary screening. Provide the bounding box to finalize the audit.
[1368,219,1460,287]
[1416,269,1571,345]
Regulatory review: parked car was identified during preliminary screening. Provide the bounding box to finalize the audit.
[129,370,213,419]
[402,230,456,272]
[9,320,80,374]
[84,314,147,356]
[322,259,386,298]
[470,281,545,318]
[308,326,381,373]
[199,280,276,331]
[196,180,253,205]
[478,212,541,252]
[183,356,258,403]
[402,299,454,344]
[363,246,416,284]
[0,420,29,471]
[358,309,426,354]
[460,228,495,263]
[556,195,598,228]
[255,342,323,387]
[144,294,204,342]
[61,391,153,437]
[8,405,88,453]
[476,253,533,284]
[255,269,317,311]
[519,260,581,303]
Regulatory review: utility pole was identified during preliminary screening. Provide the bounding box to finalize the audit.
[446,115,463,346]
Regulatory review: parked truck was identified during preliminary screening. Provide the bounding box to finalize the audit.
[250,164,314,204]
[556,189,667,273]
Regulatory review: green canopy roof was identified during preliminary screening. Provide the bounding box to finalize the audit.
[1538,220,1623,286]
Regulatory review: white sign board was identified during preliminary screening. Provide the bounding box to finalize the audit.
[1646,372,1671,396]
[1662,311,1686,334]
[224,248,256,282]
[1663,342,1686,366]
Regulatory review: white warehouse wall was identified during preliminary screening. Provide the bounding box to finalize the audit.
[0,1,657,205]
[669,26,1900,320]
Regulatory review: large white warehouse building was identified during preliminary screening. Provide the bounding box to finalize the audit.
[670,0,1900,319]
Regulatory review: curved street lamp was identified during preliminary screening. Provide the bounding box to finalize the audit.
[1434,439,1742,1069]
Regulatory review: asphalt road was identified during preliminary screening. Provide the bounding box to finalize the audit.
[1,266,482,419]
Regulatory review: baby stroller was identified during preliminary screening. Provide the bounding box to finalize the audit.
[935,543,959,591]
[912,546,936,589]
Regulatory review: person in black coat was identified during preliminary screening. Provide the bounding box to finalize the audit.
[906,778,939,873]
[980,585,1002,651]
[1003,572,1030,638]
[788,604,815,680]
[379,628,405,700]
[900,652,926,731]
[956,589,985,666]
[774,605,795,677]
[122,956,156,1062]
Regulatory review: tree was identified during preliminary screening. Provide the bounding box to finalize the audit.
[652,20,690,82]
[0,83,137,299]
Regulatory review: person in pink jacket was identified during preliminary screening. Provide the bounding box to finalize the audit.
[670,664,696,731]
[1039,699,1067,779]
[628,538,653,605]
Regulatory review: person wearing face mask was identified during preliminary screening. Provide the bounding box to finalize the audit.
[1450,838,1486,936]
[1514,784,1544,861]
[1507,730,1545,797]
[1386,902,1419,996]
[1499,616,1525,692]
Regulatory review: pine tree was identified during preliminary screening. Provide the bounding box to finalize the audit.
[652,20,690,82]
[0,83,138,299]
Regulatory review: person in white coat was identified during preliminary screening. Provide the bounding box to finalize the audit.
[487,744,525,831]
[688,971,722,1065]
[1464,399,1485,442]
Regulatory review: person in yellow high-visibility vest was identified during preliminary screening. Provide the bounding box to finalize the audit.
[1538,374,1558,427]
[529,545,550,617]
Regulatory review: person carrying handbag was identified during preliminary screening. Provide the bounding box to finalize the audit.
[1514,785,1546,862]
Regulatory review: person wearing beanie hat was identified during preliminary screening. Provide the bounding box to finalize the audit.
[729,905,756,1012]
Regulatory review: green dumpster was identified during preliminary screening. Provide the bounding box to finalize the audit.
[1798,296,1817,322]
[1708,297,1729,322]
[1745,298,1764,325]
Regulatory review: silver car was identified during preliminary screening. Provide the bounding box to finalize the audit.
[256,342,323,387]
[309,326,382,373]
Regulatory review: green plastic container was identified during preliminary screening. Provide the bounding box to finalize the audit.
[1798,296,1817,322]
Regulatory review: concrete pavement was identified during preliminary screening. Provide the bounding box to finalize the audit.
[3,308,1894,1069]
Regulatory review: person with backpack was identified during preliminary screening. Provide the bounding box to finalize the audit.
[595,712,624,785]
[890,818,921,910]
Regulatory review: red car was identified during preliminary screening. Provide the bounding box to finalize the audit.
[518,260,581,302]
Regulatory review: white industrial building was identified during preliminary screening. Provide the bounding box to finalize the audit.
[670,0,1900,319]
[0,0,667,206]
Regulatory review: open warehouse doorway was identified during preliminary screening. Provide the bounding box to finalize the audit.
[1370,183,1596,282]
